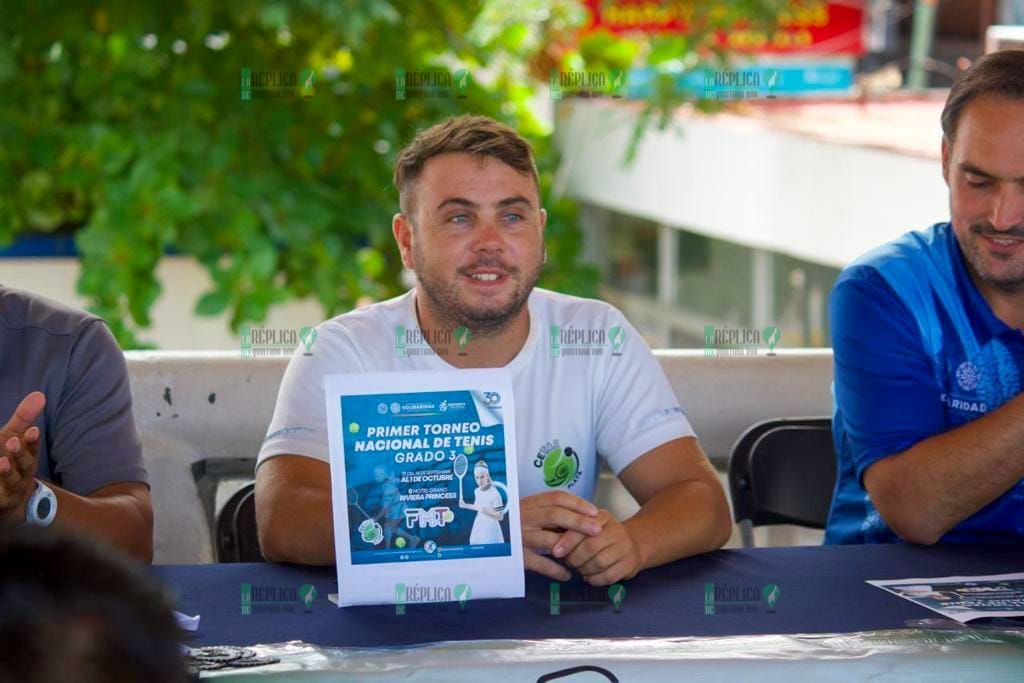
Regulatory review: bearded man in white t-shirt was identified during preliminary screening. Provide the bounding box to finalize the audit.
[255,114,731,586]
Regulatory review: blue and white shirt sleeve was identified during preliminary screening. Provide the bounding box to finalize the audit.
[831,268,946,482]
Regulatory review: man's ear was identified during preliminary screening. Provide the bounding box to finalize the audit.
[941,136,951,188]
[392,213,415,270]
[539,208,549,265]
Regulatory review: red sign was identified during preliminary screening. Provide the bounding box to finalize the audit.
[583,0,866,55]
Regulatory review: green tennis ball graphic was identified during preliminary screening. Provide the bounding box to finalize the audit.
[543,447,578,487]
[348,422,359,434]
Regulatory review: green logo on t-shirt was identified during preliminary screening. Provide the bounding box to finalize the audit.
[537,444,580,488]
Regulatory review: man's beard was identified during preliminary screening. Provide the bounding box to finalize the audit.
[963,220,1024,292]
[411,244,543,336]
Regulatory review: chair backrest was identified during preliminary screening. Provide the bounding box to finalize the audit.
[728,417,836,529]
[215,482,263,563]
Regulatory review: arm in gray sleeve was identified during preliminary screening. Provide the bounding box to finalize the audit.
[49,320,148,495]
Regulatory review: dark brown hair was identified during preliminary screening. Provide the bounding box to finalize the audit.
[0,529,188,683]
[941,49,1024,142]
[393,115,540,217]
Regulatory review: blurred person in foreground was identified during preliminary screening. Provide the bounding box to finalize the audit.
[826,50,1024,545]
[0,529,187,683]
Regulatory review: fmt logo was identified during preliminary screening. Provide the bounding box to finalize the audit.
[405,506,455,529]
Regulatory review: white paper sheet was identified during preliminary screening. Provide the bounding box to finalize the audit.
[174,610,200,631]
[324,369,524,607]
[868,572,1024,623]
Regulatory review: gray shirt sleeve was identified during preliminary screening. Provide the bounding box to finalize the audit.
[49,320,148,494]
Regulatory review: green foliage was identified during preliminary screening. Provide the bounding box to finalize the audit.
[0,0,785,348]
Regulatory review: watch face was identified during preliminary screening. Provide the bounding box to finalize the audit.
[37,497,51,519]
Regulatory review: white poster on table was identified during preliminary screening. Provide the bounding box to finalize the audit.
[868,572,1024,623]
[324,369,524,607]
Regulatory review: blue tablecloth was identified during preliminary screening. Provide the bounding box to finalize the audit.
[153,543,1023,648]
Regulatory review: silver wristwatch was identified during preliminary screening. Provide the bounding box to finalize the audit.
[24,480,58,527]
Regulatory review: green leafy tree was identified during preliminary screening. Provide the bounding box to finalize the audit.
[0,0,786,347]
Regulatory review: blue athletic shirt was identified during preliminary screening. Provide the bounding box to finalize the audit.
[825,222,1024,545]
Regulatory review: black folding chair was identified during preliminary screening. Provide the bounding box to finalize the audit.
[728,417,837,547]
[215,482,264,563]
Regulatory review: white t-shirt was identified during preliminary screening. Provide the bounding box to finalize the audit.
[257,288,695,502]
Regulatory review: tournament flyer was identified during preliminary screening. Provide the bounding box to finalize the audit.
[868,572,1024,623]
[324,369,524,607]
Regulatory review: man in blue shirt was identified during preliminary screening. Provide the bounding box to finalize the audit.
[826,49,1024,545]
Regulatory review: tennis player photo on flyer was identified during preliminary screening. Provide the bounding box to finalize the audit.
[324,369,525,606]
